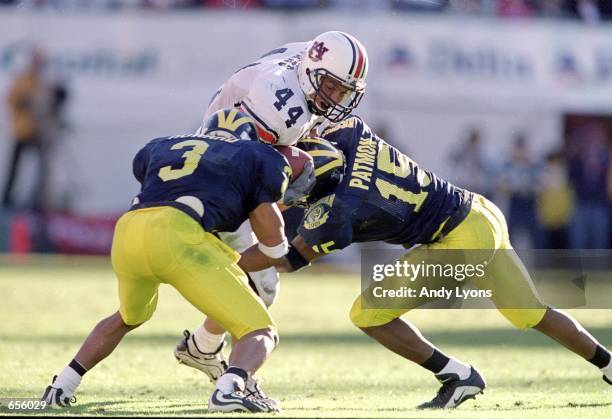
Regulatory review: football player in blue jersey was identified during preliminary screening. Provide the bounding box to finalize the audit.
[238,116,612,409]
[41,109,306,413]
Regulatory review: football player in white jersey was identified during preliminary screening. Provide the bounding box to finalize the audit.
[198,31,368,145]
[174,31,369,406]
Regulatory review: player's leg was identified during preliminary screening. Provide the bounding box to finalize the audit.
[175,220,256,376]
[350,243,487,409]
[171,258,277,368]
[42,211,161,407]
[483,243,612,384]
[175,219,279,403]
[162,222,279,412]
[174,270,279,404]
[477,195,612,385]
[533,309,612,383]
[352,196,521,408]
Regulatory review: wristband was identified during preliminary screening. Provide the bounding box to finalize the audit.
[258,238,289,259]
[286,245,310,271]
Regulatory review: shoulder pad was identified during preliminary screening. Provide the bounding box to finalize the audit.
[241,72,313,146]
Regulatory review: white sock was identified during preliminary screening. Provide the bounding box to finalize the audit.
[216,371,246,395]
[437,358,471,380]
[53,366,82,397]
[601,358,612,379]
[193,324,225,354]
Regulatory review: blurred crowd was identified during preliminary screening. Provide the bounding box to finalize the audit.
[1,0,612,23]
[449,122,612,249]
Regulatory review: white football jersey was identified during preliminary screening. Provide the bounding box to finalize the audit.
[201,42,323,146]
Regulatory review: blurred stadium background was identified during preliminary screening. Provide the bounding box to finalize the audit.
[0,0,611,257]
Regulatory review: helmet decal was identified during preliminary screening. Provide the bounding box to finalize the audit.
[308,41,329,62]
[216,108,255,132]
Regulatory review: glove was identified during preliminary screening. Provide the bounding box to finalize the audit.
[282,160,315,207]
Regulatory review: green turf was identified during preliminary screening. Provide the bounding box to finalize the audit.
[0,258,611,417]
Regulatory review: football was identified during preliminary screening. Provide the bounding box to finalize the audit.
[275,145,312,181]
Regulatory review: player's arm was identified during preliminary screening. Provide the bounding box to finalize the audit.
[239,234,319,273]
[276,235,320,273]
[240,202,289,272]
[240,198,351,273]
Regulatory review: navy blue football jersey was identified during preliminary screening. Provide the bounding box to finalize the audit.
[132,133,290,233]
[298,116,472,253]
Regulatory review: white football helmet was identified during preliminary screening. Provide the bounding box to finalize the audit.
[298,31,368,123]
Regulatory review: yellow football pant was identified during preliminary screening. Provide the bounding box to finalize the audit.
[110,206,275,339]
[350,194,547,330]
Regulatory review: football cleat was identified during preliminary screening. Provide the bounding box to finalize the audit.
[174,330,228,383]
[208,388,280,413]
[417,366,486,409]
[245,375,279,410]
[41,376,76,408]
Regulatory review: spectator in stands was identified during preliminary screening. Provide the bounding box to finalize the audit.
[567,121,611,249]
[563,0,612,22]
[535,150,574,248]
[448,127,493,198]
[3,49,53,211]
[496,132,541,248]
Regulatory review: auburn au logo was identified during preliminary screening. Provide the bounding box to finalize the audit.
[309,41,329,62]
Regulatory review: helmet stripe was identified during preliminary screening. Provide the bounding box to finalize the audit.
[228,108,239,123]
[301,137,333,146]
[314,160,343,177]
[229,116,255,131]
[217,109,227,127]
[340,32,357,77]
[354,44,365,79]
[308,150,343,159]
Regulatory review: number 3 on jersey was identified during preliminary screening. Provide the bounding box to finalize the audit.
[274,88,304,128]
[158,140,209,181]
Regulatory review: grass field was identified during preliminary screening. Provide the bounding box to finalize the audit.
[1,256,611,418]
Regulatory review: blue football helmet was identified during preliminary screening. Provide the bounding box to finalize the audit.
[202,108,259,141]
[297,137,346,204]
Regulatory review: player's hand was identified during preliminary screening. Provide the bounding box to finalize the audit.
[282,160,315,207]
